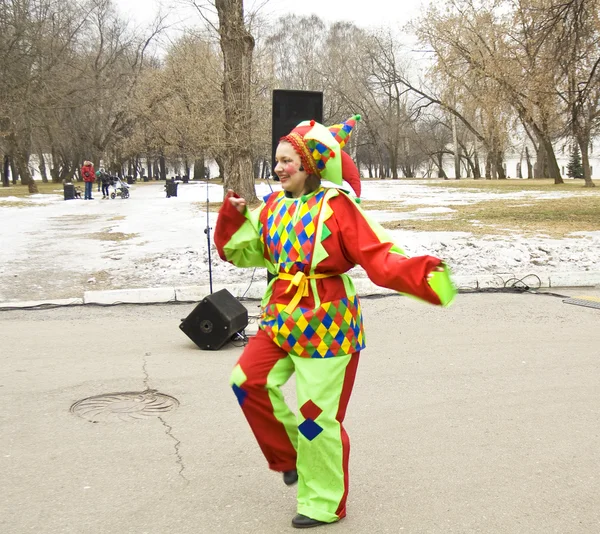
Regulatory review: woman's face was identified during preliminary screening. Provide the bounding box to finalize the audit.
[274,142,309,198]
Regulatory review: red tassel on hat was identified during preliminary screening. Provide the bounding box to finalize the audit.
[341,151,361,198]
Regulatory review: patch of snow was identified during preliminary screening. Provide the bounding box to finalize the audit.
[1,180,599,301]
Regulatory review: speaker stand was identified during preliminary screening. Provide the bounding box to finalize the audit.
[204,178,213,294]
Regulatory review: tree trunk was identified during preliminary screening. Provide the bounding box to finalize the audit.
[402,165,414,178]
[452,115,461,179]
[14,152,38,193]
[525,146,533,179]
[50,149,61,182]
[38,153,49,183]
[261,159,270,179]
[10,157,18,184]
[436,153,447,178]
[215,0,257,202]
[216,155,224,180]
[495,151,506,179]
[473,151,481,179]
[2,155,9,187]
[541,138,563,184]
[389,146,399,179]
[159,155,167,180]
[534,143,546,178]
[147,155,153,179]
[578,137,596,188]
[183,156,190,179]
[534,137,562,182]
[59,160,75,183]
[194,157,206,180]
[485,154,492,179]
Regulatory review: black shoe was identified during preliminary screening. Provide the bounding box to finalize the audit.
[283,469,298,486]
[291,514,328,529]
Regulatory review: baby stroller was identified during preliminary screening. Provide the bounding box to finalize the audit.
[110,176,130,199]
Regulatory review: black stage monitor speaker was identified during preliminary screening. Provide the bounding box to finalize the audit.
[271,89,323,176]
[179,289,248,350]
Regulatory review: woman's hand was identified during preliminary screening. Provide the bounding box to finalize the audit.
[227,189,247,213]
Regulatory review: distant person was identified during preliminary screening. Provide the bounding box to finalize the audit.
[101,172,111,199]
[81,161,95,200]
[95,169,103,193]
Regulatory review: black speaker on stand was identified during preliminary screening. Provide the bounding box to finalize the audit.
[179,289,249,350]
[269,90,324,284]
[271,89,323,174]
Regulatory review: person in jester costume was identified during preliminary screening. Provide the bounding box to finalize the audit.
[214,114,456,529]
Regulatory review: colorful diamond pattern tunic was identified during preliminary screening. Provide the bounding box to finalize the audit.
[257,188,365,358]
[214,185,454,359]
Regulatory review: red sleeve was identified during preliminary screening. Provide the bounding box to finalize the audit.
[331,193,443,305]
[214,190,247,262]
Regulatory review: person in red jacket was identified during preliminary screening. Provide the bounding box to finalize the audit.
[214,115,456,529]
[81,161,95,200]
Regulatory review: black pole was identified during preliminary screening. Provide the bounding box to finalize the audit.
[204,178,213,294]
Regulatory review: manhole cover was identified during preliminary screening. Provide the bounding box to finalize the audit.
[70,390,179,423]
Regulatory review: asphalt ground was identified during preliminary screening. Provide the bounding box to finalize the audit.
[1,289,599,533]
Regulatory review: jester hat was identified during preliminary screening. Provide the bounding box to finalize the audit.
[280,114,362,197]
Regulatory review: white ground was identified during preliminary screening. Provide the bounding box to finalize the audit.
[1,180,599,302]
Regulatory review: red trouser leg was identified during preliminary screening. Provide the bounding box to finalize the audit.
[230,329,298,472]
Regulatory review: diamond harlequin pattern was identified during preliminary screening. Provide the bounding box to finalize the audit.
[298,418,323,441]
[262,191,325,266]
[257,189,366,358]
[232,384,247,406]
[300,400,323,421]
[260,297,365,358]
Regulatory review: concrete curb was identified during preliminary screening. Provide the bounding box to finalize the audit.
[1,271,599,309]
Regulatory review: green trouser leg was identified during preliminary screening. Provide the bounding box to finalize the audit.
[291,353,358,523]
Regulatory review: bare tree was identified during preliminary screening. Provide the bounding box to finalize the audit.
[416,0,567,183]
[188,0,257,200]
[553,0,599,187]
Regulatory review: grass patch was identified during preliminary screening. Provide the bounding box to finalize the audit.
[83,231,139,242]
[360,201,430,212]
[0,182,64,198]
[380,196,600,237]
[419,178,598,192]
[49,214,103,225]
[108,215,126,221]
[88,270,113,284]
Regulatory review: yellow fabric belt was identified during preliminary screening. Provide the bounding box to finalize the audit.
[278,272,335,314]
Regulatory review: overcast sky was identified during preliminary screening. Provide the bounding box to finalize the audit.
[112,0,429,32]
